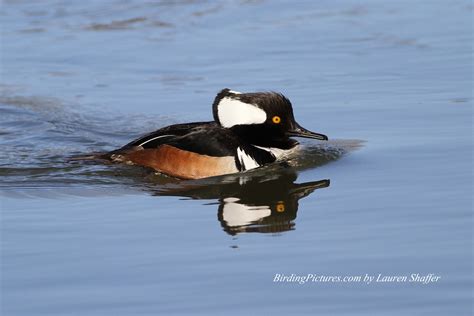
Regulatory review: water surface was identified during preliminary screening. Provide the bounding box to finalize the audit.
[1,0,472,315]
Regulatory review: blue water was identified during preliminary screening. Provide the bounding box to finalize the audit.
[1,0,472,315]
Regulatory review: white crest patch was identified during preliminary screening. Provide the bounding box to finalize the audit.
[228,90,242,94]
[217,97,267,128]
[237,147,260,170]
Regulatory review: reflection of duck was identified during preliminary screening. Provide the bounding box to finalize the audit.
[217,176,329,235]
[150,166,329,235]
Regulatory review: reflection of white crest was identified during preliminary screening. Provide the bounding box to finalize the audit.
[222,197,271,227]
[217,97,267,128]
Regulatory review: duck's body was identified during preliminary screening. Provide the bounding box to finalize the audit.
[103,89,327,179]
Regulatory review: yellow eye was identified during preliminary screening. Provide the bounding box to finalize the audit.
[272,116,281,124]
[276,201,285,212]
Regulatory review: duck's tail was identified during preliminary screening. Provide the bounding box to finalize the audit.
[67,152,113,162]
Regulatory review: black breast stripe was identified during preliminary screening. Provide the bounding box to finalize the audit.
[235,144,276,171]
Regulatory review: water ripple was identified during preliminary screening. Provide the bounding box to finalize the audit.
[0,93,362,194]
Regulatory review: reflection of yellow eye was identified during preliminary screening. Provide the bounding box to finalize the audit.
[276,201,285,212]
[272,116,281,124]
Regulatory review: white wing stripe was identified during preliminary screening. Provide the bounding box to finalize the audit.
[138,134,173,147]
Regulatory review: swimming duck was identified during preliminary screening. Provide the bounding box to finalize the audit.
[104,88,328,179]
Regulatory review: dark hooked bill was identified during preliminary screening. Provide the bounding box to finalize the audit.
[286,122,328,141]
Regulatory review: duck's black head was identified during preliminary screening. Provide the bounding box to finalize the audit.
[212,88,328,148]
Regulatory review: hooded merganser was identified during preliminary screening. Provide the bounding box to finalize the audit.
[103,88,328,179]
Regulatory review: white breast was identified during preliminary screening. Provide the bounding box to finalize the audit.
[254,145,300,160]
